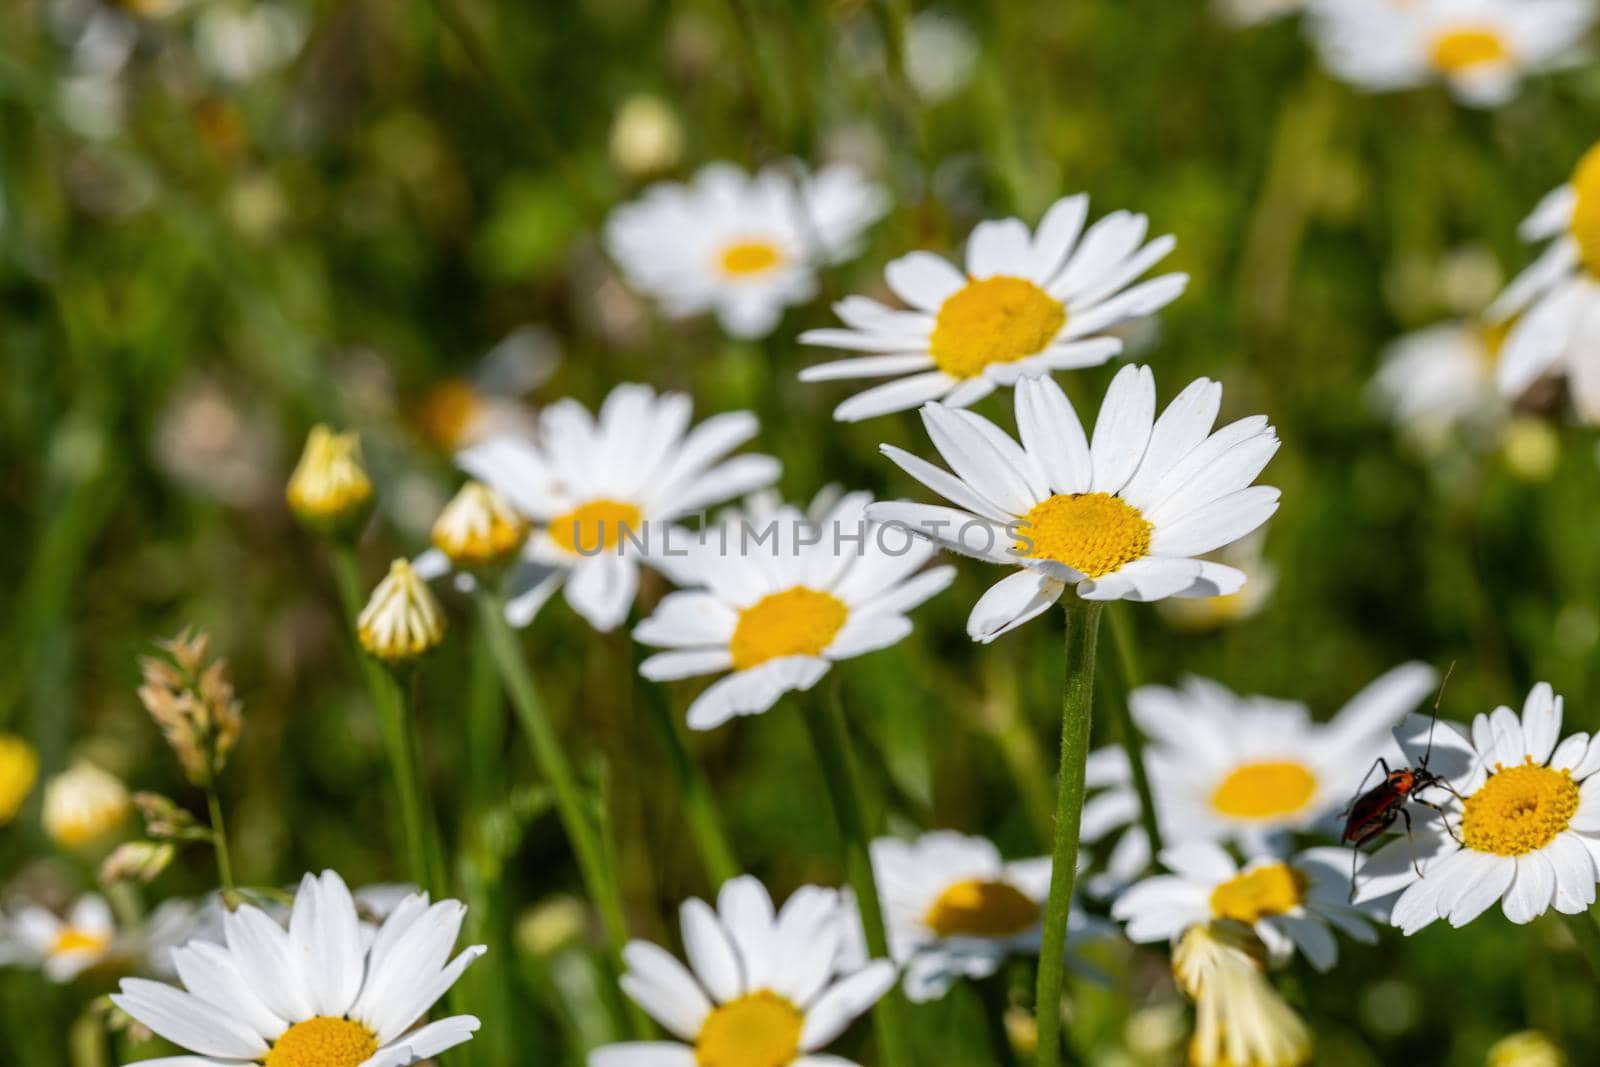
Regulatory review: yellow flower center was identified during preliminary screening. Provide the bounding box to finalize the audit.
[923,879,1042,939]
[1478,318,1513,368]
[50,927,109,957]
[547,499,644,554]
[1461,760,1581,857]
[416,380,485,449]
[263,1018,378,1067]
[1568,142,1600,277]
[1209,863,1308,925]
[729,587,849,671]
[1209,761,1319,820]
[929,275,1066,379]
[695,990,805,1067]
[1016,493,1152,578]
[0,735,39,825]
[718,240,785,278]
[1428,26,1510,74]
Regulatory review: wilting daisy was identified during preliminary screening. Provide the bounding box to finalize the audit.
[1489,142,1600,422]
[43,759,129,850]
[605,161,887,339]
[1308,0,1594,108]
[7,894,117,981]
[113,870,484,1067]
[864,831,1111,1003]
[455,383,780,632]
[590,875,897,1067]
[866,368,1278,640]
[634,491,954,730]
[1369,319,1508,445]
[1356,683,1600,932]
[1172,922,1310,1067]
[799,195,1185,421]
[1083,663,1438,890]
[1112,842,1377,972]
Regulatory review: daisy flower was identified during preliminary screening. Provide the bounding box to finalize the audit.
[1356,683,1600,932]
[1171,922,1311,1067]
[866,368,1279,641]
[1370,319,1509,445]
[604,161,887,340]
[798,194,1186,421]
[634,490,954,730]
[865,831,1112,1003]
[452,382,780,632]
[1112,842,1377,972]
[1308,0,1594,108]
[590,875,897,1067]
[1082,663,1438,890]
[7,893,117,981]
[1489,141,1600,423]
[112,870,484,1067]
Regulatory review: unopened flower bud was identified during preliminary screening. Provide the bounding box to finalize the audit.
[286,425,373,531]
[432,481,529,570]
[43,761,130,850]
[358,559,446,662]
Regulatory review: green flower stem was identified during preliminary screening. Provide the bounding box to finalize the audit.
[1104,604,1164,860]
[801,684,912,1067]
[1562,907,1600,979]
[1035,599,1103,1067]
[637,672,740,888]
[205,788,238,905]
[328,544,439,896]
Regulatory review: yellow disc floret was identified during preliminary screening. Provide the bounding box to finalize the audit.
[924,879,1042,939]
[1017,493,1151,578]
[1428,26,1510,74]
[695,990,805,1067]
[1209,761,1319,821]
[729,587,849,671]
[1569,142,1600,277]
[547,500,644,555]
[929,276,1067,379]
[1461,760,1580,857]
[263,1017,378,1067]
[1209,863,1308,925]
[719,240,785,278]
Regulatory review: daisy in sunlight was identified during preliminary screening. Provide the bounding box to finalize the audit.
[605,161,887,339]
[1489,141,1600,423]
[634,490,954,730]
[6,893,118,982]
[1356,683,1600,932]
[112,870,484,1067]
[1308,0,1593,108]
[453,382,780,632]
[590,875,897,1067]
[864,831,1112,1004]
[1112,842,1377,972]
[799,193,1185,420]
[1082,664,1439,892]
[866,368,1278,641]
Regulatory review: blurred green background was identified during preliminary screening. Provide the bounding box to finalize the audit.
[4,0,1600,1063]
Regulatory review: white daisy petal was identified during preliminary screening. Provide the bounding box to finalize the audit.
[799,961,897,1050]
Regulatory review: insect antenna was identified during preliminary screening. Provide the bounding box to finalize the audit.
[1420,661,1455,770]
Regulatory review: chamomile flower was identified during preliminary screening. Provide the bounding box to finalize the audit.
[865,831,1112,1003]
[1489,142,1600,423]
[1082,664,1438,890]
[456,383,780,632]
[1309,0,1594,108]
[113,870,484,1067]
[866,368,1279,640]
[634,491,954,730]
[590,875,897,1067]
[1112,842,1376,972]
[8,894,117,982]
[1172,922,1311,1067]
[799,195,1186,421]
[605,161,887,339]
[1356,683,1600,932]
[1370,319,1508,446]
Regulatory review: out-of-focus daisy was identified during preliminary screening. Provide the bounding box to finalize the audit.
[1489,142,1600,423]
[865,831,1111,1003]
[609,94,683,179]
[634,490,953,730]
[0,734,39,825]
[1112,842,1376,972]
[1172,921,1311,1067]
[605,161,887,339]
[866,369,1278,641]
[43,760,129,850]
[1356,683,1600,932]
[799,196,1186,421]
[113,870,484,1067]
[455,383,780,632]
[1216,0,1304,26]
[903,11,980,102]
[590,875,897,1067]
[9,894,118,982]
[192,1,306,84]
[1309,0,1594,108]
[1489,1031,1568,1067]
[1369,319,1508,446]
[415,325,556,453]
[358,559,447,663]
[1155,528,1276,631]
[1083,664,1438,889]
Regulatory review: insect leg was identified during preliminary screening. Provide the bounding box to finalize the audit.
[1341,757,1390,818]
[1412,796,1464,845]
